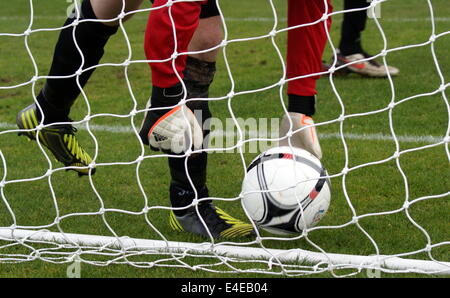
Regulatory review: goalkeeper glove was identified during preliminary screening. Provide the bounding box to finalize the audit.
[279,112,323,160]
[139,85,204,154]
[148,105,203,153]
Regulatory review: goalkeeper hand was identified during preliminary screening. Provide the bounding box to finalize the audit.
[279,112,323,159]
[140,103,204,154]
[152,105,203,153]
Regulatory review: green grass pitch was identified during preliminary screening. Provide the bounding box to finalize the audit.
[0,0,449,277]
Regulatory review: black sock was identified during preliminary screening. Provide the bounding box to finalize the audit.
[339,0,369,56]
[183,56,215,147]
[183,56,216,99]
[35,87,72,124]
[169,152,209,216]
[167,57,216,215]
[287,94,316,116]
[38,0,118,122]
[170,182,210,216]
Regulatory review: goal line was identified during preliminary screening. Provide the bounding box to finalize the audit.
[0,228,448,275]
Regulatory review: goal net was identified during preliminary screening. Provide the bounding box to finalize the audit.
[0,0,449,277]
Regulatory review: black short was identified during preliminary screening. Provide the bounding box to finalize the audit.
[200,0,220,19]
[149,0,220,19]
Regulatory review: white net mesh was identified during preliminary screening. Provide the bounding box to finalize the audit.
[0,0,449,277]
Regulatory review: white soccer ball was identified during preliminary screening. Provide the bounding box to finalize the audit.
[241,146,331,235]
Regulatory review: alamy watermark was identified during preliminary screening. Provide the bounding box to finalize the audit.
[365,255,382,278]
[177,112,281,154]
[66,255,81,278]
[367,0,382,19]
[366,267,382,278]
[205,115,280,154]
[66,0,79,18]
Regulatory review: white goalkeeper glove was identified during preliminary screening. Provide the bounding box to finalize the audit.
[279,112,323,159]
[146,105,204,154]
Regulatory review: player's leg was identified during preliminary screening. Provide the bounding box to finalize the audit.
[339,0,368,56]
[170,13,253,239]
[279,0,333,160]
[139,0,204,151]
[91,0,143,24]
[336,0,399,77]
[17,0,143,176]
[140,0,254,239]
[30,0,142,122]
[168,12,221,205]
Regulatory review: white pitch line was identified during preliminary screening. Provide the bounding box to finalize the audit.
[223,17,450,23]
[0,122,444,144]
[1,15,450,23]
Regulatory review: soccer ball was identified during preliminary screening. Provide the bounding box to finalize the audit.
[241,146,331,235]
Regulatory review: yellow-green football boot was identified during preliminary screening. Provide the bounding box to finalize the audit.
[169,203,256,239]
[16,103,95,176]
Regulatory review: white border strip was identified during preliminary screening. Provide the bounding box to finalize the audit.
[0,122,444,144]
